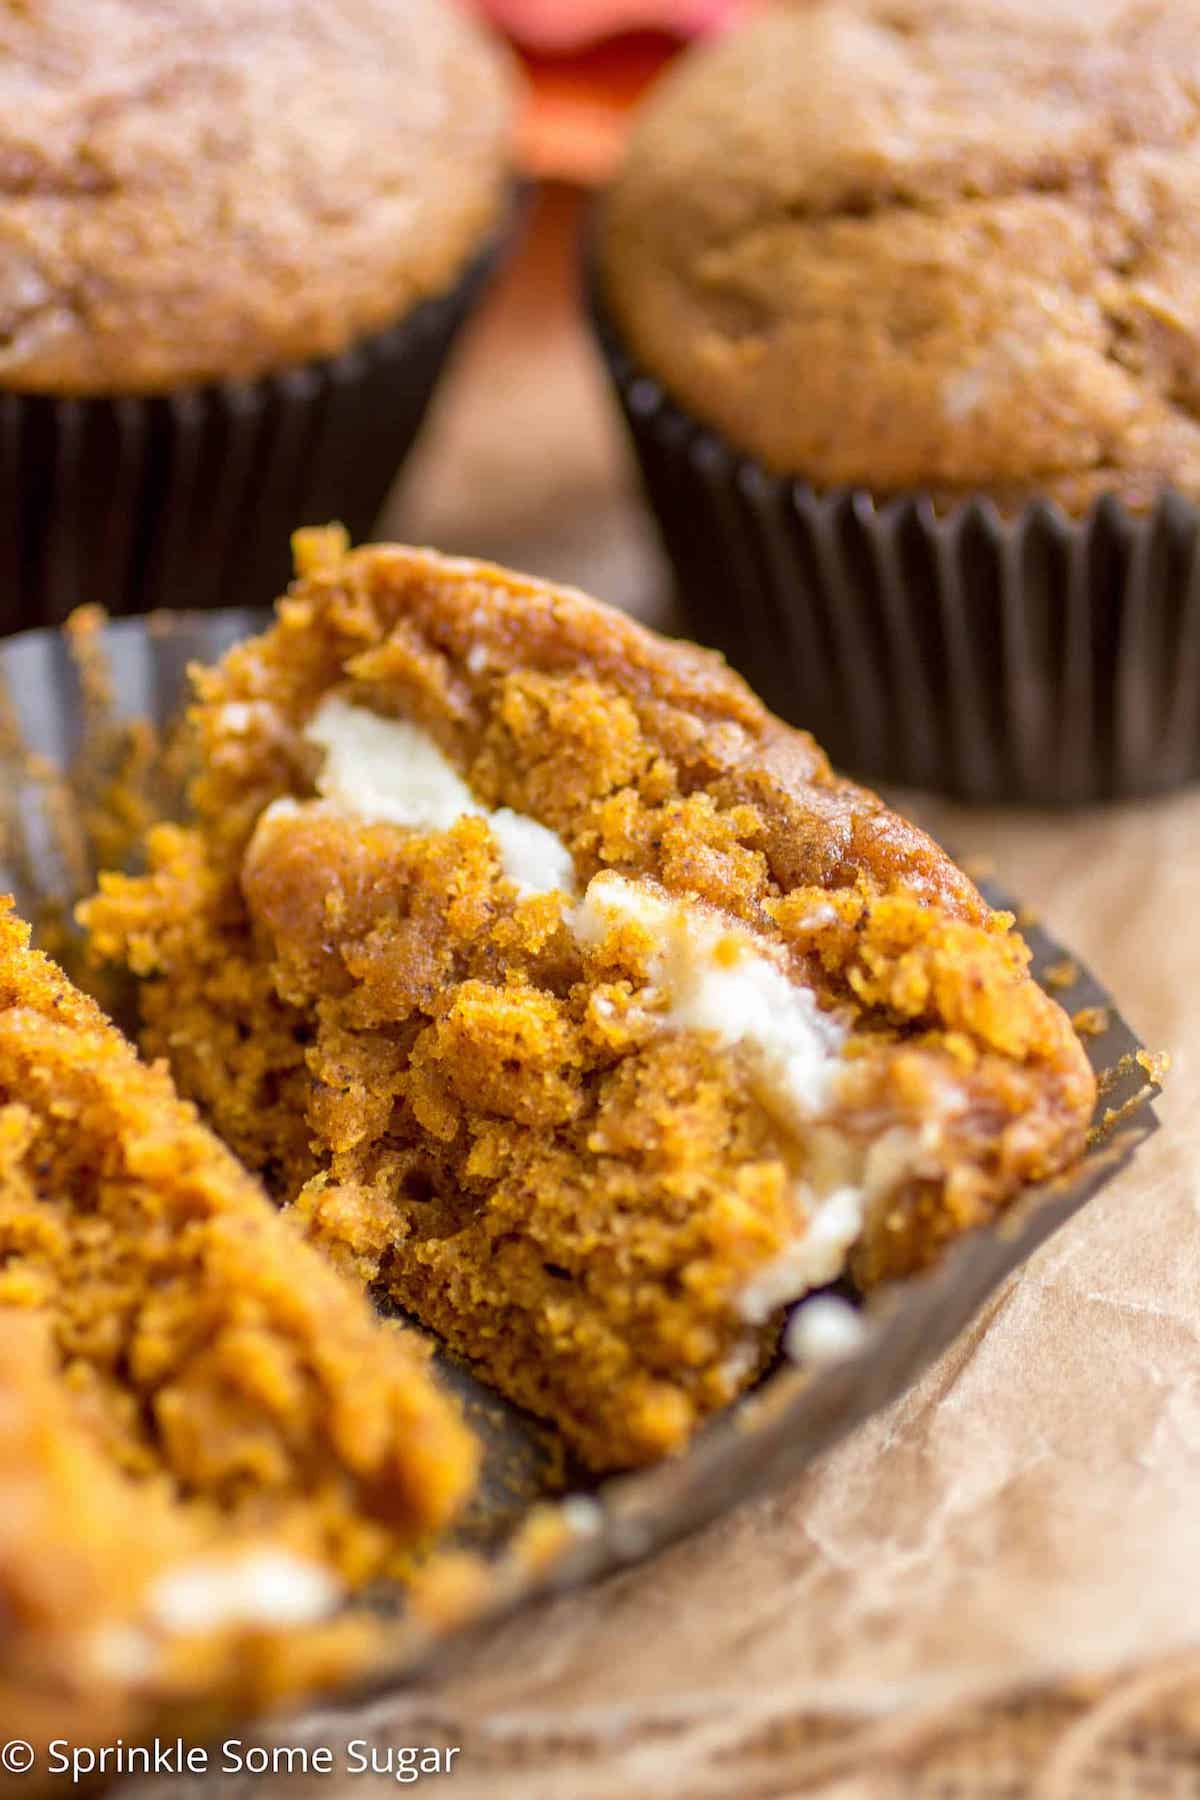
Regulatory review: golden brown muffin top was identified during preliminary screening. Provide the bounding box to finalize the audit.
[0,0,514,395]
[601,0,1200,512]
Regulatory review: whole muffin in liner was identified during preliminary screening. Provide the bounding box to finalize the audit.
[0,599,1162,1729]
[589,0,1200,804]
[0,0,519,631]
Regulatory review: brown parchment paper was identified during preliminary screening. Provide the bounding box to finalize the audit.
[119,191,1197,1798]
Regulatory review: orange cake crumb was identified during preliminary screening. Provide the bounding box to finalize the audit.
[83,535,1096,1470]
[0,897,477,1739]
[0,1314,383,1764]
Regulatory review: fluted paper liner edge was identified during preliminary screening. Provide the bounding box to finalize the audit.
[586,253,1200,806]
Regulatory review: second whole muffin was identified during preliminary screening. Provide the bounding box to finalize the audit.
[595,0,1200,800]
[0,0,516,628]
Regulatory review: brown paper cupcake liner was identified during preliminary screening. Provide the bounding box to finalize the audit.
[587,266,1200,805]
[0,605,1162,1705]
[0,200,520,635]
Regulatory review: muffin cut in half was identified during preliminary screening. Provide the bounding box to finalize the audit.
[0,900,477,1736]
[83,531,1097,1470]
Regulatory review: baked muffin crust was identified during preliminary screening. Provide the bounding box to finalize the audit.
[83,534,1096,1470]
[0,0,514,394]
[601,0,1200,511]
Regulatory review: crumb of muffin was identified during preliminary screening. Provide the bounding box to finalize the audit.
[1043,958,1081,991]
[82,533,1096,1470]
[1073,1005,1112,1038]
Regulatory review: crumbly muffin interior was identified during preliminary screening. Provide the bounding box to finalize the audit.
[0,1313,384,1760]
[0,901,477,1579]
[83,534,1096,1469]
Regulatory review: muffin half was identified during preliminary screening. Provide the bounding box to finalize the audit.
[0,894,477,1746]
[83,531,1096,1469]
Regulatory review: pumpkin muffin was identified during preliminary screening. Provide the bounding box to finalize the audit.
[600,0,1200,511]
[83,530,1096,1470]
[0,0,516,628]
[591,0,1200,800]
[0,898,477,1697]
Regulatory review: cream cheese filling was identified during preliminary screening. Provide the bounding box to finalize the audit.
[84,1550,342,1686]
[260,698,946,1320]
[571,872,876,1321]
[304,693,577,897]
[148,1549,341,1635]
[572,872,848,1126]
